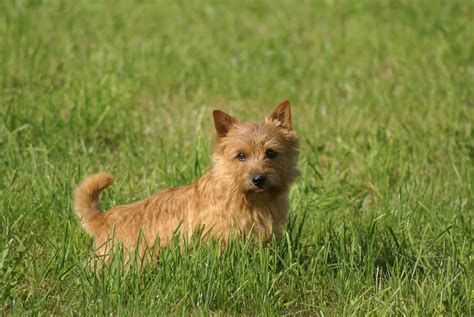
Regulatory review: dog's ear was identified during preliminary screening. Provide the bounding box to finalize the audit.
[267,100,292,130]
[213,110,238,138]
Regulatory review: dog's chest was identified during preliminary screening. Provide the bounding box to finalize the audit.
[190,191,288,240]
[229,200,286,239]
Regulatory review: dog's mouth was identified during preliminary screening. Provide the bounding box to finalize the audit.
[249,185,283,195]
[244,186,267,194]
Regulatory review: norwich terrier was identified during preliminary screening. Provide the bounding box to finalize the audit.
[74,101,300,259]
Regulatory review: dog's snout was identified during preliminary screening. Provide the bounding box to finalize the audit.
[252,175,266,188]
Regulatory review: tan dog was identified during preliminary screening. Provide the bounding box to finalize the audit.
[74,101,300,259]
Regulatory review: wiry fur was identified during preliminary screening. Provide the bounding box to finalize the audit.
[74,101,300,259]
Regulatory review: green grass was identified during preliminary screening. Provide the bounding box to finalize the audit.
[1,0,473,315]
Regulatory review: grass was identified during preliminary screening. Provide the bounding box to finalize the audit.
[1,0,472,315]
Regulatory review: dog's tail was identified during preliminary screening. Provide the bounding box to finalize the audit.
[74,172,113,236]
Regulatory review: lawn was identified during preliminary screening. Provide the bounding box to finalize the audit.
[1,0,472,315]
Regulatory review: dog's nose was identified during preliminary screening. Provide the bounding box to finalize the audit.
[252,175,266,188]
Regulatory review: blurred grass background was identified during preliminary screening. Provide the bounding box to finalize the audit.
[1,0,472,315]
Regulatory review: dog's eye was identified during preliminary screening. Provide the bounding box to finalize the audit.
[236,152,246,161]
[265,149,277,159]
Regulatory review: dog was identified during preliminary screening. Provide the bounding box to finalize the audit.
[74,101,300,260]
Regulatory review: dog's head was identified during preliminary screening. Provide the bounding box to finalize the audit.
[212,101,300,196]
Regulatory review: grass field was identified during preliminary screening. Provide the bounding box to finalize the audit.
[1,0,473,315]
